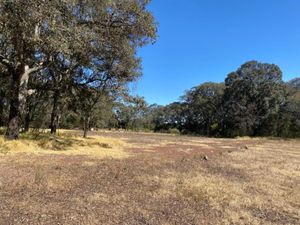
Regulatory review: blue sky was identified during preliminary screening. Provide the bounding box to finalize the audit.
[131,0,300,105]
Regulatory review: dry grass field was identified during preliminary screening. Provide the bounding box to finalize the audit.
[0,131,299,225]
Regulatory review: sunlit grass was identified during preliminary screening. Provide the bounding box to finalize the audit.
[153,140,300,224]
[0,131,130,159]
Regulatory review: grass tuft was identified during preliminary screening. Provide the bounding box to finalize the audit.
[34,165,45,184]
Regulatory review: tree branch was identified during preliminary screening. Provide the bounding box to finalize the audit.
[26,66,42,75]
[0,54,13,69]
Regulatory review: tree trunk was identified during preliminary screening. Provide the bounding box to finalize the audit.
[5,68,22,139]
[0,92,4,127]
[50,90,60,134]
[23,94,33,133]
[24,111,30,133]
[83,116,90,138]
[4,63,35,139]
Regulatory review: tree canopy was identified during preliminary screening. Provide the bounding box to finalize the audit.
[0,0,157,139]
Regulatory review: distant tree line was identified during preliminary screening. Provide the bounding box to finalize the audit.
[145,61,300,138]
[92,61,298,138]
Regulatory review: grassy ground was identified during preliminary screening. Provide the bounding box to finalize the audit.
[0,131,299,225]
[0,132,129,158]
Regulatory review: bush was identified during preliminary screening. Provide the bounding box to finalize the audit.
[168,128,181,135]
[0,127,5,135]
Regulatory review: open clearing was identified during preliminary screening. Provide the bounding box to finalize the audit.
[0,131,299,225]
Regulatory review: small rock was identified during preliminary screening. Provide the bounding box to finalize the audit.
[203,155,208,161]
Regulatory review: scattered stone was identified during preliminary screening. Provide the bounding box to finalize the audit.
[203,155,208,161]
[241,145,249,150]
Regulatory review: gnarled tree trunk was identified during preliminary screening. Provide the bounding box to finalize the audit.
[5,66,23,139]
[24,111,30,133]
[5,64,39,139]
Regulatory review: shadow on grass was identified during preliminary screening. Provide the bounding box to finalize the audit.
[18,131,114,152]
[20,131,81,151]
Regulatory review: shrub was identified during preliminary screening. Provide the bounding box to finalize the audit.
[168,128,181,135]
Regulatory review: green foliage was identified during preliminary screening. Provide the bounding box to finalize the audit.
[168,128,181,135]
[183,82,224,135]
[151,102,186,132]
[222,61,286,137]
[57,112,81,130]
[114,95,149,131]
[277,90,300,137]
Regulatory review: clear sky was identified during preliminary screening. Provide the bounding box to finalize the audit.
[131,0,300,106]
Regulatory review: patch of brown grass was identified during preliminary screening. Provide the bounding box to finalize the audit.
[161,140,300,225]
[0,131,299,224]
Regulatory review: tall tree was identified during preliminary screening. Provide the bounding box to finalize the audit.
[0,0,74,138]
[222,61,286,137]
[183,82,224,135]
[277,79,300,137]
[114,95,148,130]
